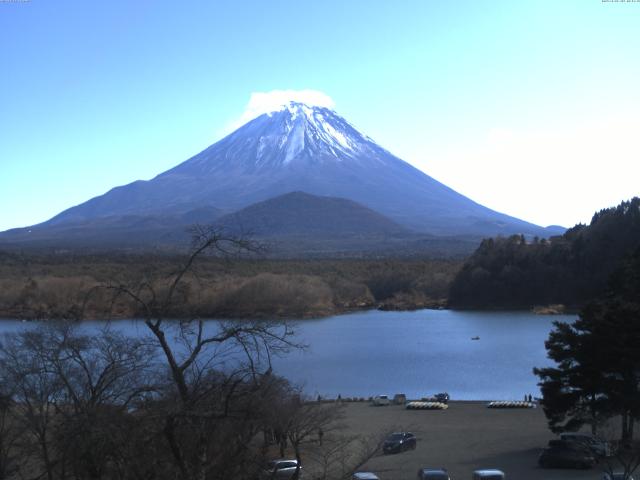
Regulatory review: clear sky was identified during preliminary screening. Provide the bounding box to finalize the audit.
[1,0,639,232]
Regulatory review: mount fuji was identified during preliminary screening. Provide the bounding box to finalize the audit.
[1,101,563,253]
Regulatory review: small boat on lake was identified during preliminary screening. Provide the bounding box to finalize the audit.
[471,336,480,340]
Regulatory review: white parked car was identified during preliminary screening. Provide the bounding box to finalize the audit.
[353,473,380,480]
[372,395,390,406]
[472,469,505,480]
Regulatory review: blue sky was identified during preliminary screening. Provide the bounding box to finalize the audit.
[1,0,639,231]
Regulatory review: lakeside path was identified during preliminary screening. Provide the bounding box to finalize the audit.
[334,401,603,480]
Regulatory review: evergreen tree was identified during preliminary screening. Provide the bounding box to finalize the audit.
[534,247,640,440]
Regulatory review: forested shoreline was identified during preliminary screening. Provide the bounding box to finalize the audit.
[0,253,459,321]
[449,198,640,310]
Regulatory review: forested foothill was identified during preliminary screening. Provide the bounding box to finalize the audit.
[449,198,640,309]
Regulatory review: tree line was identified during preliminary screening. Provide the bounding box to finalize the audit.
[0,250,460,321]
[449,197,640,309]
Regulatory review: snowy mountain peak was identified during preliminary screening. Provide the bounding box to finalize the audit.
[173,101,389,174]
[275,101,364,163]
[281,100,319,116]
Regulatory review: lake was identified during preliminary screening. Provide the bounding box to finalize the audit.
[0,309,574,401]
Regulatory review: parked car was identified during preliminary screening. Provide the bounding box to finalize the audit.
[560,432,611,457]
[420,393,450,404]
[383,432,417,454]
[548,439,592,453]
[261,459,301,479]
[603,473,636,480]
[352,473,380,480]
[472,470,504,480]
[372,395,390,406]
[538,445,597,469]
[417,467,450,480]
[435,392,450,404]
[393,393,407,405]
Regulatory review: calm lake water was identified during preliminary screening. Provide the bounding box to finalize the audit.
[0,309,574,401]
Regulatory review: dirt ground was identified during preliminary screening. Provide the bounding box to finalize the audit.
[325,401,609,480]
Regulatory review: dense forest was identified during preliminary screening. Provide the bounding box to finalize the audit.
[449,198,640,309]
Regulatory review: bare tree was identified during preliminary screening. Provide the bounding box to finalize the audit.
[0,389,22,480]
[88,227,301,480]
[0,227,307,480]
[0,329,64,480]
[284,401,343,479]
[304,428,390,480]
[601,446,640,480]
[47,324,156,480]
[601,434,640,480]
[0,323,157,480]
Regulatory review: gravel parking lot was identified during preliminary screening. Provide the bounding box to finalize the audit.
[333,401,607,480]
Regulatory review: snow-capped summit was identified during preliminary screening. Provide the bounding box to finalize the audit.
[28,101,561,238]
[171,102,386,175]
[274,102,362,162]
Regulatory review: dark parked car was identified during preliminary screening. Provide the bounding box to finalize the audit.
[417,467,450,480]
[434,392,450,404]
[538,445,597,469]
[261,459,301,479]
[383,432,417,454]
[548,439,592,453]
[561,433,611,457]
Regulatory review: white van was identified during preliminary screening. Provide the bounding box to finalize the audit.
[372,395,390,406]
[472,470,505,480]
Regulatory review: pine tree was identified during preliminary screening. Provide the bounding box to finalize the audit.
[534,247,640,440]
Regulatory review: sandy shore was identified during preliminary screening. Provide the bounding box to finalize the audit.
[328,401,606,480]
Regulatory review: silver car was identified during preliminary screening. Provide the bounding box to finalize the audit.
[472,470,505,480]
[417,467,450,480]
[262,459,301,479]
[353,473,380,480]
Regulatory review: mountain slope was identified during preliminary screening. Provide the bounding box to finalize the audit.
[0,207,223,249]
[36,102,561,238]
[216,191,409,237]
